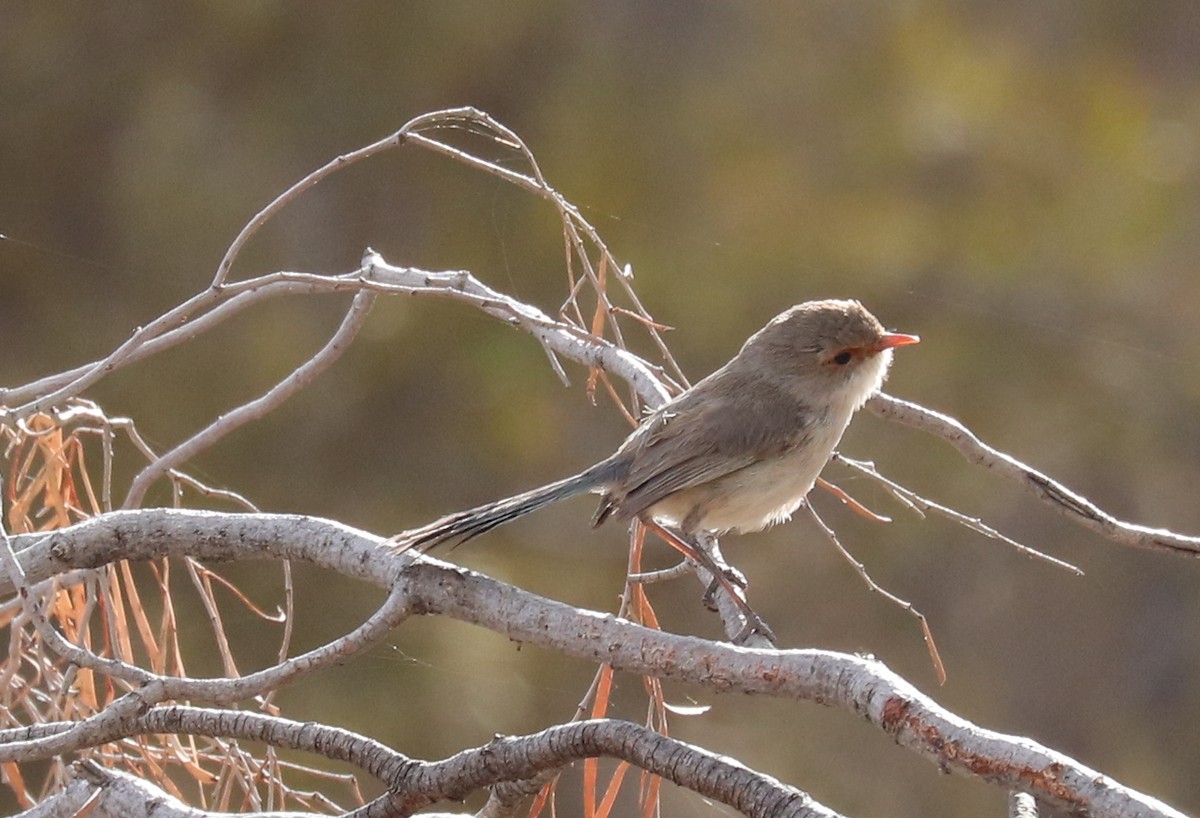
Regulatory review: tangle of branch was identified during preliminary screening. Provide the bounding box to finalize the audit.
[3,107,1196,818]
[0,510,1187,818]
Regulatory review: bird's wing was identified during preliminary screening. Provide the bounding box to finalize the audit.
[609,449,757,521]
[601,377,812,522]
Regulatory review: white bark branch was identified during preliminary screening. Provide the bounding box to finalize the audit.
[5,247,1193,566]
[3,107,1195,817]
[2,510,1186,818]
[868,394,1200,557]
[16,707,846,818]
[122,289,376,507]
[56,761,312,818]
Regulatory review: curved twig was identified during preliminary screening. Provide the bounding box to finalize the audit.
[122,289,376,507]
[3,107,1197,818]
[14,710,844,818]
[867,393,1200,557]
[3,510,1187,818]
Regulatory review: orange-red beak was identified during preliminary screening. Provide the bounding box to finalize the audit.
[878,332,920,350]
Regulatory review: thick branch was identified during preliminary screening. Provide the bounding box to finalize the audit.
[59,761,314,818]
[4,105,1190,818]
[368,718,839,818]
[3,510,1186,818]
[16,708,843,818]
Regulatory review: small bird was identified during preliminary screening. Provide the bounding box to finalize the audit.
[396,299,918,555]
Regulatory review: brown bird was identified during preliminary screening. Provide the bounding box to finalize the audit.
[396,299,918,554]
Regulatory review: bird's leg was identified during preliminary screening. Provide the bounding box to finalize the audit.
[690,532,748,611]
[639,519,775,646]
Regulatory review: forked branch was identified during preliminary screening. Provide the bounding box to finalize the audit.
[2,107,1196,818]
[1,510,1186,818]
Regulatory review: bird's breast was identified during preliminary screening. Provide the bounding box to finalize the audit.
[650,410,850,535]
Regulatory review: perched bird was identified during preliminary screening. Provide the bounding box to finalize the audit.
[395,299,918,554]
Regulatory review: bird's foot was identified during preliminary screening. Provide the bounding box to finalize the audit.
[701,565,749,611]
[732,611,777,647]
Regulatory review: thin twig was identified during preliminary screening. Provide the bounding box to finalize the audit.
[833,454,1083,575]
[2,271,377,413]
[627,561,693,585]
[869,393,1200,558]
[0,476,154,689]
[122,290,376,508]
[803,504,947,685]
[815,477,892,523]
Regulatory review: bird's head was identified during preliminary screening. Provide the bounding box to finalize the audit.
[745,299,919,411]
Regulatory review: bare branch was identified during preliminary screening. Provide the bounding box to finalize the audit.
[868,393,1200,558]
[4,510,1187,818]
[211,106,539,289]
[4,106,1195,818]
[402,109,685,387]
[17,709,846,818]
[122,290,376,508]
[1,272,378,413]
[1010,791,1040,818]
[360,718,843,818]
[627,560,693,585]
[5,107,1196,575]
[803,504,946,686]
[0,475,154,689]
[362,253,671,407]
[66,761,316,818]
[832,454,1083,575]
[0,580,410,726]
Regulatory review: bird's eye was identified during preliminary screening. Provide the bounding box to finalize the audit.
[831,350,853,365]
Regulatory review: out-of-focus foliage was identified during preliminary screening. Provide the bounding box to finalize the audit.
[3,3,1199,816]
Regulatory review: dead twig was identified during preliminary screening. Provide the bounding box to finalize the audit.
[804,503,947,686]
[868,393,1200,558]
[832,454,1083,575]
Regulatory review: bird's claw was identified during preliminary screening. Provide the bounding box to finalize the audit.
[701,565,749,611]
[723,564,749,589]
[733,612,777,647]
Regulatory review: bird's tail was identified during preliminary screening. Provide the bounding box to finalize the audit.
[392,461,617,553]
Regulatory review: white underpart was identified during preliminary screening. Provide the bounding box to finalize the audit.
[651,348,893,534]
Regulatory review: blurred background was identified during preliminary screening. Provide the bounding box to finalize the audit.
[3,3,1200,816]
